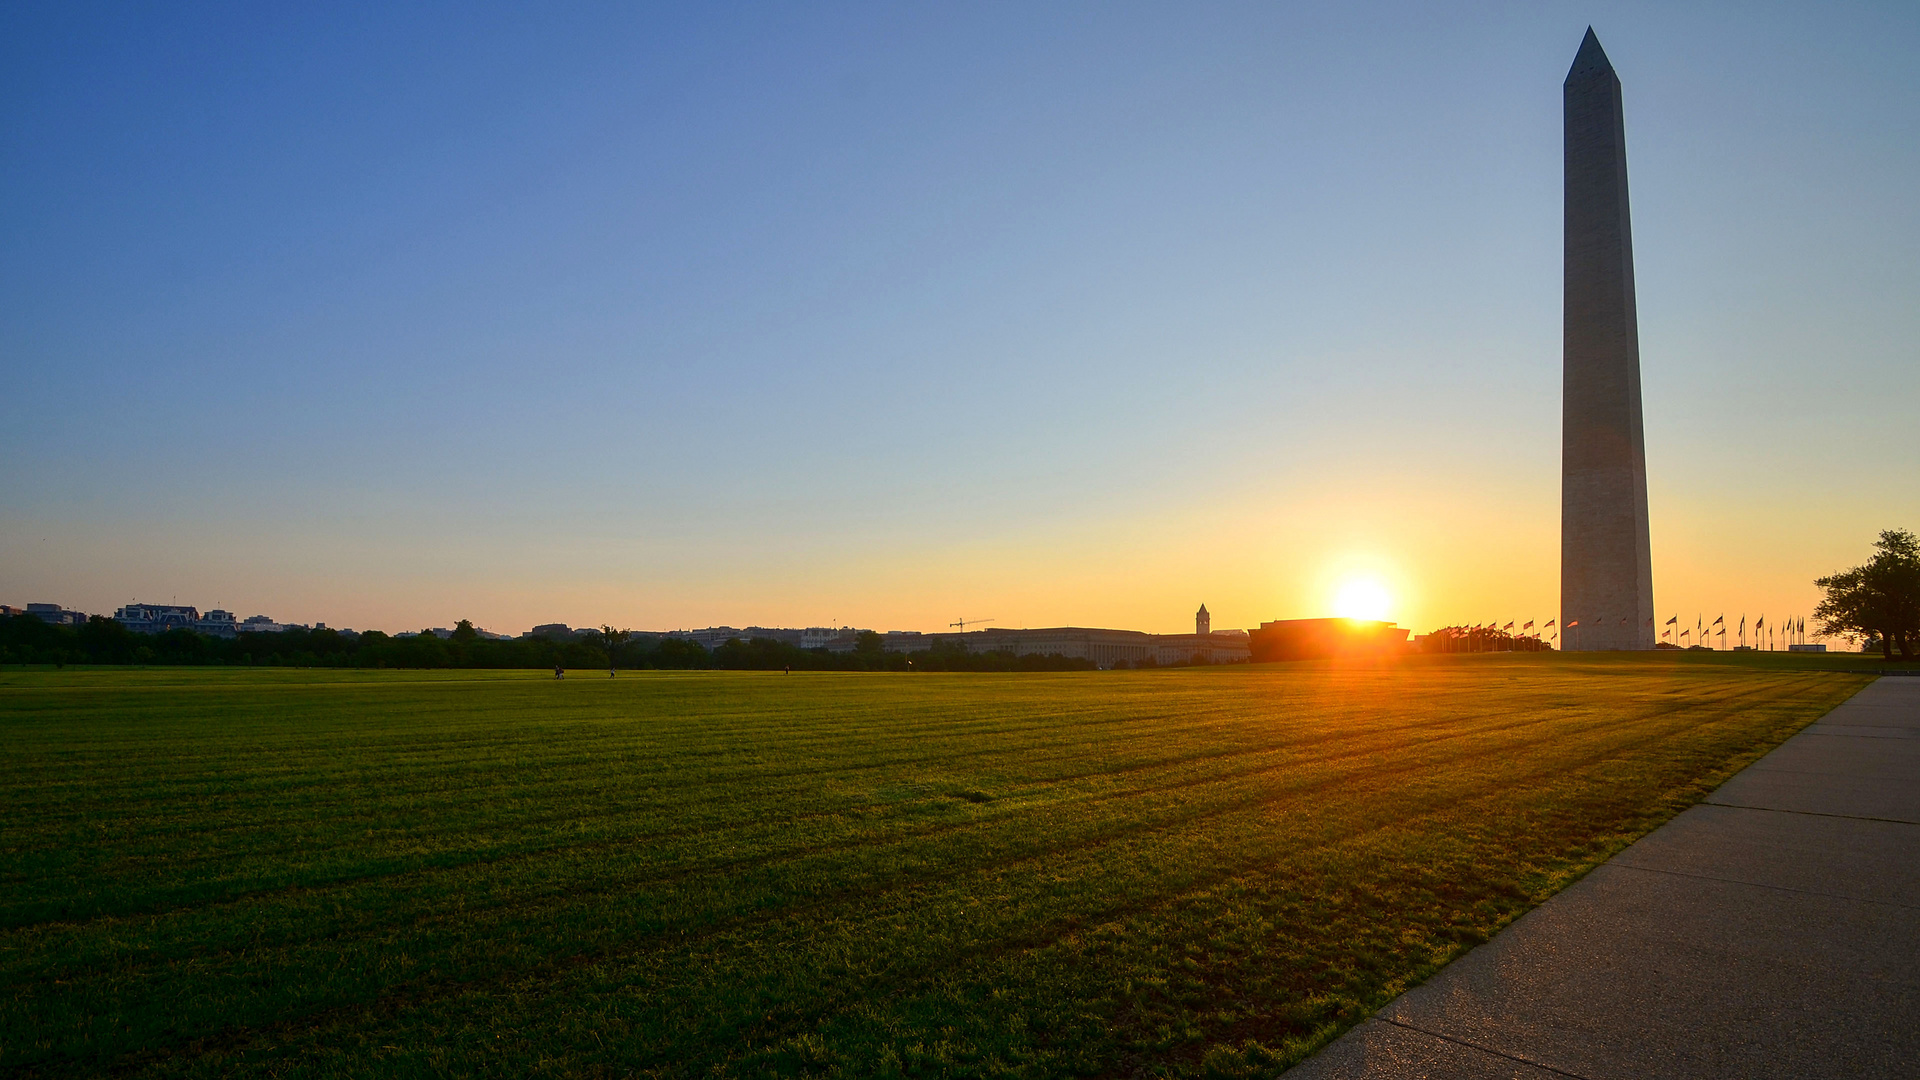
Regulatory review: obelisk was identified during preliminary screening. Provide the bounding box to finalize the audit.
[1561,28,1654,651]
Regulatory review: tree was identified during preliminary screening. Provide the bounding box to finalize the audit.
[601,626,631,674]
[1815,529,1920,660]
[649,637,712,669]
[852,630,886,669]
[450,619,479,644]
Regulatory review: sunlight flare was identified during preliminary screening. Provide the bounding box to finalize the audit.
[1332,577,1392,622]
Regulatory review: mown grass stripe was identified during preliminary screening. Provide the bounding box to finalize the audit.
[0,658,1868,1079]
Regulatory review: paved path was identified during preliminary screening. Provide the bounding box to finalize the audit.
[1289,676,1920,1079]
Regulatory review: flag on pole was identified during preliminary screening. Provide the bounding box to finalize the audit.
[1523,621,1534,631]
[1544,619,1555,629]
[1666,616,1678,625]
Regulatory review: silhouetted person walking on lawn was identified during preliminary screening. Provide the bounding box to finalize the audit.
[554,664,564,680]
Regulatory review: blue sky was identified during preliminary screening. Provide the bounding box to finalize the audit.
[3,1,1916,635]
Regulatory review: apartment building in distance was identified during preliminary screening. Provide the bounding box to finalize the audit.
[16,603,88,627]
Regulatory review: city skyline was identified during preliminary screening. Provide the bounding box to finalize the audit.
[2,592,1841,653]
[4,4,1917,638]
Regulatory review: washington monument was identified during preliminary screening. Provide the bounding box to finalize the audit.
[1561,28,1654,651]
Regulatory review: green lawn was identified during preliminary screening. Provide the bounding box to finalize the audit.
[0,656,1873,1079]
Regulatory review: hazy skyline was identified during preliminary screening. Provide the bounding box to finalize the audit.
[4,2,1916,636]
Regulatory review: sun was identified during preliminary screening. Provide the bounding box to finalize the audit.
[1332,577,1392,622]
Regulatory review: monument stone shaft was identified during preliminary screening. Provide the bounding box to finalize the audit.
[1561,28,1654,651]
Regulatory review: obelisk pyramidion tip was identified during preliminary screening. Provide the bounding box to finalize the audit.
[1567,27,1615,83]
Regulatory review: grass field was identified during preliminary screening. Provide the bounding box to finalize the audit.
[0,655,1874,1079]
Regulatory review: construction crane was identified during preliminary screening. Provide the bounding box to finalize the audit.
[950,616,996,631]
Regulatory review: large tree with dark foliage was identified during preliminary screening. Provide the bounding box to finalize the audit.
[1815,528,1920,660]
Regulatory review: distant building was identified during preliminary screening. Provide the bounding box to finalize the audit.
[800,627,851,650]
[1196,604,1210,636]
[1787,643,1828,653]
[1248,618,1410,662]
[884,626,1250,668]
[978,628,1157,667]
[521,625,668,643]
[23,603,88,628]
[657,626,851,650]
[1153,629,1250,667]
[195,610,239,638]
[662,626,741,649]
[239,615,285,633]
[411,626,517,640]
[495,617,1251,665]
[113,603,200,634]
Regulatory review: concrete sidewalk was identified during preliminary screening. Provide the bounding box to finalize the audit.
[1289,677,1920,1079]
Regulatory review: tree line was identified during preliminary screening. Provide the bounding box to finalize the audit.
[0,617,1098,672]
[1418,626,1553,653]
